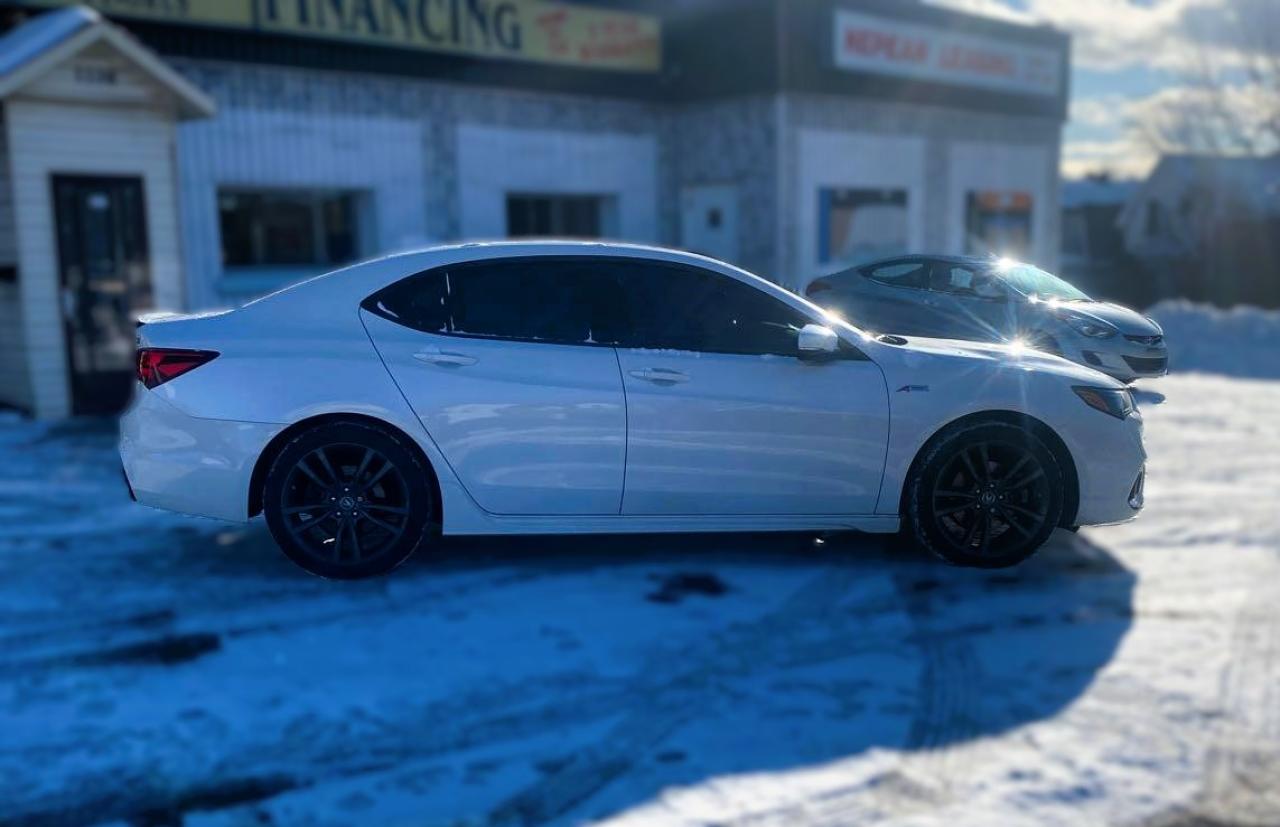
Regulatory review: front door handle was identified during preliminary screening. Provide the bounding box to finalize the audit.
[629,368,689,385]
[414,348,477,367]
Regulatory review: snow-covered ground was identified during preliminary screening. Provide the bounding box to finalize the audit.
[1,305,1278,827]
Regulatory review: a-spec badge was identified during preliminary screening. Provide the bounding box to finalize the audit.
[897,384,930,393]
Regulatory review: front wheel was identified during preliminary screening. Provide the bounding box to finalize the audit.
[905,421,1063,568]
[263,421,436,579]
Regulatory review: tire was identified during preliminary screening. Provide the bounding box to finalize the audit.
[263,420,436,579]
[905,421,1063,569]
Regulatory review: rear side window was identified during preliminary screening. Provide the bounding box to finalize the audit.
[865,260,928,289]
[609,261,812,356]
[364,259,628,346]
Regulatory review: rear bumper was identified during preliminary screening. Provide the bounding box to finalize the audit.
[119,386,281,523]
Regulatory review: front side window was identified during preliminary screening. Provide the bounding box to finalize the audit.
[219,189,360,269]
[611,262,812,356]
[930,265,1006,300]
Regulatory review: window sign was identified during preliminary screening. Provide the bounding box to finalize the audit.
[818,188,910,268]
[965,190,1033,259]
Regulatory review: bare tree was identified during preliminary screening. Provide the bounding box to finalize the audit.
[1133,0,1280,157]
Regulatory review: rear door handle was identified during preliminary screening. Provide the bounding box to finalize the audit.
[414,348,477,367]
[629,368,689,385]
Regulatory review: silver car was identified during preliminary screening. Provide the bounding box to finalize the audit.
[805,255,1168,383]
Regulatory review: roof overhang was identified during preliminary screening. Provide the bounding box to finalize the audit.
[0,7,215,119]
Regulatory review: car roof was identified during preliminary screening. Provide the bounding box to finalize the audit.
[854,253,1000,271]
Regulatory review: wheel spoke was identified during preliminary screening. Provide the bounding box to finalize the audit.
[978,443,992,482]
[347,520,363,561]
[1007,467,1045,492]
[960,513,981,548]
[934,488,975,500]
[999,507,1035,538]
[295,459,328,490]
[354,448,374,486]
[314,448,341,487]
[1000,453,1032,485]
[365,503,409,515]
[362,512,402,536]
[959,448,983,484]
[979,511,993,553]
[1002,501,1047,521]
[291,512,331,535]
[331,518,345,561]
[363,459,394,492]
[936,502,974,518]
[284,503,330,515]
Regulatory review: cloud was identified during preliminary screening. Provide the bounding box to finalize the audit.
[927,0,1262,73]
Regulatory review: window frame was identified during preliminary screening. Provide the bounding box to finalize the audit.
[362,255,870,360]
[860,256,932,292]
[216,186,363,274]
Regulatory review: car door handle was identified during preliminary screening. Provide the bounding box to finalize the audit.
[414,348,477,367]
[629,368,689,385]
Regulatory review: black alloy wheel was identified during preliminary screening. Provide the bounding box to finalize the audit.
[264,421,434,579]
[907,421,1063,568]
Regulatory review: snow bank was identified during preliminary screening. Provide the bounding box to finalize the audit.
[1147,300,1280,379]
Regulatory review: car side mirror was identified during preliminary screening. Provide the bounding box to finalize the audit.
[798,323,839,358]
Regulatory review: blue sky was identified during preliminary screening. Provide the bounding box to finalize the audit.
[928,0,1268,179]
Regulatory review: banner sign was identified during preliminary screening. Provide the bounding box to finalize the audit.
[833,9,1060,98]
[20,0,662,73]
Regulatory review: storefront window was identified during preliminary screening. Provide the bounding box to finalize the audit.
[506,194,614,238]
[965,191,1033,259]
[218,189,360,270]
[818,188,909,268]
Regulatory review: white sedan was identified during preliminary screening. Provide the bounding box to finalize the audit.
[120,242,1147,578]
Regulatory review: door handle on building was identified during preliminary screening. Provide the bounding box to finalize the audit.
[414,348,477,367]
[630,368,689,385]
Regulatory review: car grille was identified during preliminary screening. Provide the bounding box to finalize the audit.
[1125,334,1163,346]
[1122,355,1168,374]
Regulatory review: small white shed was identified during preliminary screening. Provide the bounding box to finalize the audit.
[0,6,213,417]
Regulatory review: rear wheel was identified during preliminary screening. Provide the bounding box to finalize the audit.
[263,421,436,579]
[906,421,1063,568]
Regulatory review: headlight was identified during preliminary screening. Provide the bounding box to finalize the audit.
[1073,386,1135,419]
[1061,311,1117,339]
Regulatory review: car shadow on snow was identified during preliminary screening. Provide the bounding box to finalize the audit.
[145,522,1135,825]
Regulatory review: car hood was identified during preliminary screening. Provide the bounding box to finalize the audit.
[872,333,1124,388]
[1048,301,1162,336]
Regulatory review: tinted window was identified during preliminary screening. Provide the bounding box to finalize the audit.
[365,259,627,345]
[865,260,928,289]
[929,265,1005,299]
[611,262,812,356]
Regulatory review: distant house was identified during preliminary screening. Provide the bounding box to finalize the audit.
[1117,154,1280,307]
[1060,174,1142,305]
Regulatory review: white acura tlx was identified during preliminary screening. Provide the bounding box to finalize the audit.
[121,242,1147,579]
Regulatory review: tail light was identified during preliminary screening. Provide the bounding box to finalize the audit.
[806,278,832,296]
[136,348,219,389]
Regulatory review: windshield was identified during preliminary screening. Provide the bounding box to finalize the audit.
[993,262,1091,302]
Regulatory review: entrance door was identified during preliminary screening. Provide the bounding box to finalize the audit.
[680,185,739,264]
[52,176,152,415]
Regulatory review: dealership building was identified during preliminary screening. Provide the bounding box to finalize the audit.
[0,0,1069,418]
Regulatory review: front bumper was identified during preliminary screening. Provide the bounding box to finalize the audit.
[1069,338,1168,383]
[1064,409,1148,526]
[120,386,282,523]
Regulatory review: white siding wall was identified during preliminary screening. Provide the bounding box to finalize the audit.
[0,106,30,412]
[177,109,429,310]
[947,141,1056,271]
[6,100,182,418]
[457,125,659,241]
[795,129,927,282]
